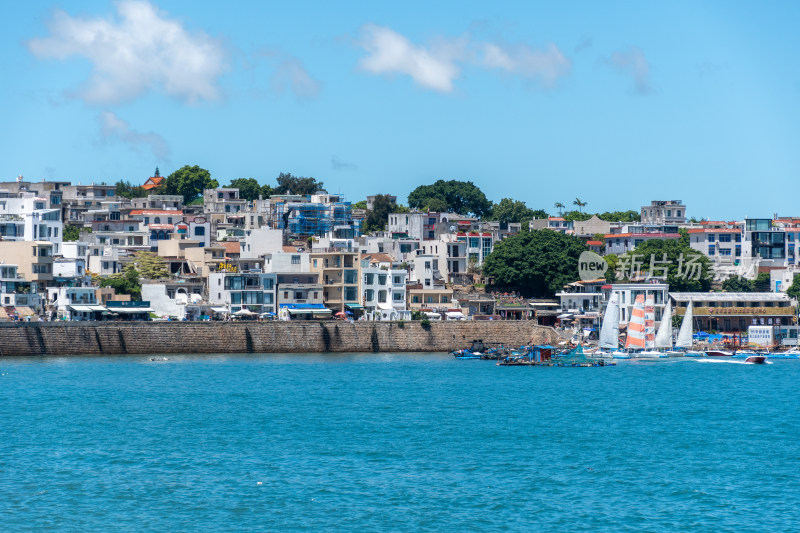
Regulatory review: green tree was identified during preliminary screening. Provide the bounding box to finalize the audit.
[554,202,565,216]
[115,180,149,199]
[562,210,592,222]
[63,225,86,242]
[482,229,587,297]
[407,179,492,218]
[491,198,536,224]
[351,200,367,210]
[163,165,218,204]
[722,275,753,292]
[573,197,587,213]
[224,178,271,201]
[530,209,549,220]
[604,253,618,282]
[273,173,324,196]
[362,194,396,233]
[786,274,800,300]
[621,238,712,291]
[99,264,141,299]
[597,210,640,222]
[132,252,170,280]
[752,272,771,292]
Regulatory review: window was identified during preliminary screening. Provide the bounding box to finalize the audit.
[393,275,402,284]
[365,289,374,301]
[291,255,300,265]
[393,292,403,301]
[708,246,715,255]
[735,245,741,257]
[719,234,731,242]
[154,217,160,224]
[313,259,318,268]
[426,296,434,303]
[412,295,420,303]
[424,261,431,270]
[441,296,449,303]
[708,234,715,242]
[364,273,375,285]
[129,226,135,232]
[284,291,289,299]
[378,291,387,303]
[167,217,173,224]
[195,226,205,236]
[424,279,431,287]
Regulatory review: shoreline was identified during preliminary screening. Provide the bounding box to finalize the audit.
[0,321,560,357]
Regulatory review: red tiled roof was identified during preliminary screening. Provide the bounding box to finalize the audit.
[219,242,241,255]
[142,176,165,190]
[586,240,603,246]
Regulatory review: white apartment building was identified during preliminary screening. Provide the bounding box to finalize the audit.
[362,266,408,320]
[640,200,687,225]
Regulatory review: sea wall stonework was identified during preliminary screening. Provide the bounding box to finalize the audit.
[0,321,560,357]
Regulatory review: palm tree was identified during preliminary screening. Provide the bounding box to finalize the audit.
[573,198,587,213]
[554,202,564,216]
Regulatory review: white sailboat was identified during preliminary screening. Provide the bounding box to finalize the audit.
[597,293,624,358]
[675,300,704,356]
[655,304,681,356]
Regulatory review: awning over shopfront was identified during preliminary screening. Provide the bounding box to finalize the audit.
[281,304,332,316]
[113,307,154,313]
[69,305,107,312]
[345,304,364,310]
[210,307,229,313]
[15,306,35,316]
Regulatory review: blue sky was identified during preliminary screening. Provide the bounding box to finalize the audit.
[2,1,800,220]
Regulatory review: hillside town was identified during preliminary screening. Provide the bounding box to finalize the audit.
[1,170,799,347]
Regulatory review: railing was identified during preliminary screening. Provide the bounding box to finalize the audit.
[676,306,795,316]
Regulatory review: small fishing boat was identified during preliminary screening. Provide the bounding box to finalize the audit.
[705,350,733,357]
[744,354,767,364]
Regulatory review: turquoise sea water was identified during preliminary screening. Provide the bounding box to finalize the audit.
[2,353,799,532]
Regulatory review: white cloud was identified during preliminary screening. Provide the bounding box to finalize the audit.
[357,24,464,92]
[271,57,322,101]
[607,47,652,95]
[27,1,226,104]
[481,42,571,86]
[356,24,570,93]
[98,111,170,160]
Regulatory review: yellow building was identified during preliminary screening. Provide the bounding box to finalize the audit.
[309,250,361,312]
[0,241,54,283]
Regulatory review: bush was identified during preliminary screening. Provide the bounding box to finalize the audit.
[397,320,405,329]
[420,318,431,330]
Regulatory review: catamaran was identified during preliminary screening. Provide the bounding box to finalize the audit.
[675,300,705,357]
[627,294,665,358]
[596,293,625,358]
[654,302,682,356]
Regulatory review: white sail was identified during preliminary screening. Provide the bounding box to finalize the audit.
[599,293,620,349]
[675,300,693,348]
[654,304,673,348]
[644,295,656,349]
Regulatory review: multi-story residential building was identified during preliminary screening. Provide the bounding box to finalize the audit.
[309,250,361,312]
[141,281,205,320]
[0,191,63,254]
[87,244,121,276]
[361,266,407,320]
[604,282,670,325]
[61,183,118,224]
[275,272,330,320]
[129,194,183,211]
[406,285,455,311]
[572,215,613,239]
[529,217,574,234]
[604,224,681,255]
[387,211,473,241]
[208,272,277,316]
[46,286,104,320]
[203,188,248,215]
[641,200,686,225]
[0,264,42,312]
[741,218,788,269]
[688,225,743,268]
[408,251,445,288]
[670,292,795,332]
[240,228,284,259]
[0,241,54,286]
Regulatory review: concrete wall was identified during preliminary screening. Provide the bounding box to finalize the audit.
[0,321,560,357]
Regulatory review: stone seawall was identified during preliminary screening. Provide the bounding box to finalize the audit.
[0,321,560,357]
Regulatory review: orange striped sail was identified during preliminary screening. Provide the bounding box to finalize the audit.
[625,294,646,350]
[644,295,656,349]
